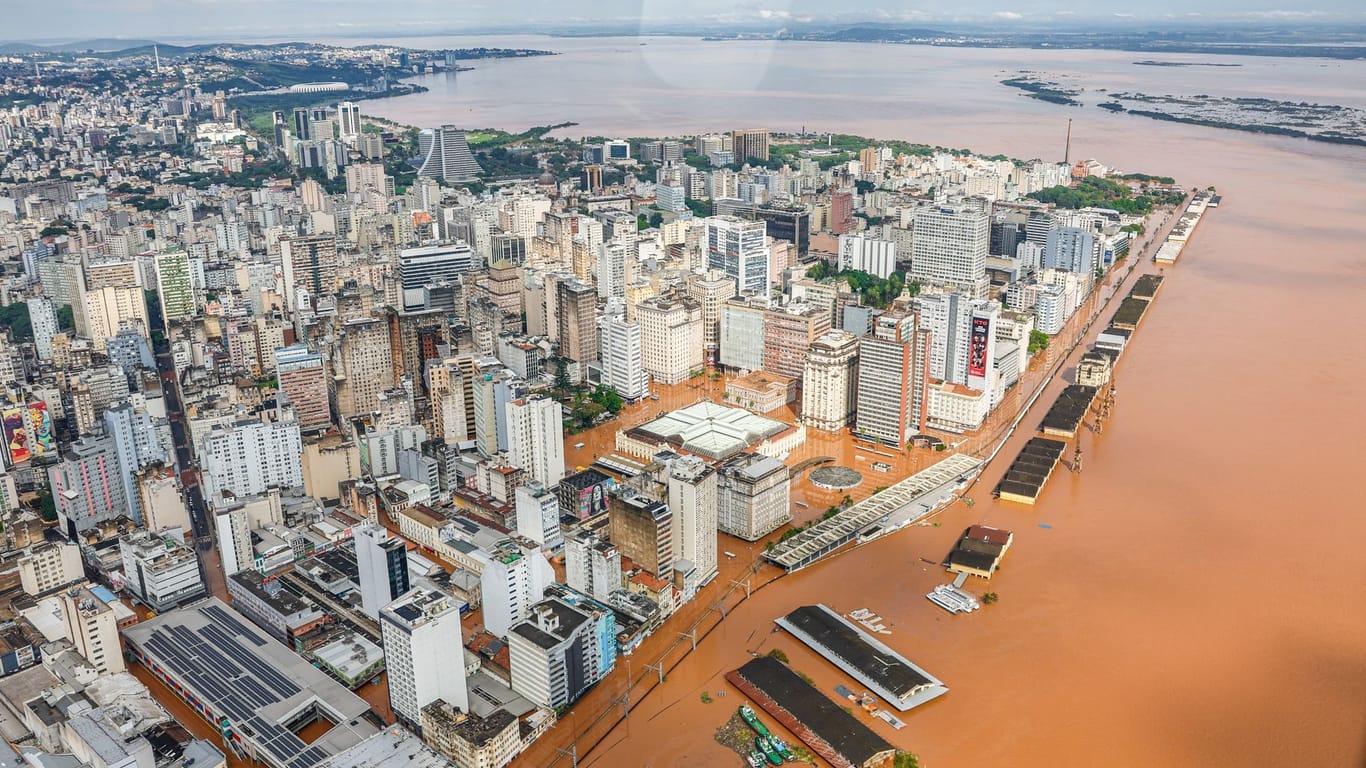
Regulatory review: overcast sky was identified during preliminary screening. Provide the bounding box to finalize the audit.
[6,0,1364,42]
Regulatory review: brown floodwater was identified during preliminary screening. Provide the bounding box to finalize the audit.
[351,38,1366,768]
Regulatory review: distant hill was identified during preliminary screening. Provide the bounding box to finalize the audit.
[0,42,45,54]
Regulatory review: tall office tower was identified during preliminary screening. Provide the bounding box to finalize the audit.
[829,189,854,235]
[598,315,648,401]
[636,296,704,385]
[913,291,1000,391]
[639,140,683,164]
[79,286,148,351]
[666,455,719,589]
[428,355,473,444]
[345,162,391,195]
[102,402,169,521]
[555,278,598,369]
[475,538,554,638]
[471,366,523,457]
[801,330,860,431]
[416,125,483,181]
[292,107,312,141]
[333,317,394,418]
[199,418,305,499]
[730,129,771,163]
[564,530,621,602]
[1044,227,1098,275]
[508,597,611,710]
[596,240,635,300]
[706,216,769,295]
[910,205,991,297]
[685,271,737,365]
[214,504,252,577]
[155,250,194,321]
[754,205,811,257]
[279,235,339,310]
[359,133,385,160]
[497,195,552,239]
[48,435,130,537]
[719,298,767,372]
[58,587,125,675]
[355,523,411,620]
[715,453,790,541]
[762,303,831,379]
[28,297,57,360]
[274,345,331,433]
[990,213,1028,258]
[380,589,469,732]
[505,395,565,487]
[1026,209,1055,245]
[608,489,673,580]
[854,309,930,445]
[515,482,564,552]
[837,233,898,279]
[398,241,474,311]
[337,101,361,143]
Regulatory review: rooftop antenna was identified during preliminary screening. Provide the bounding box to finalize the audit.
[1064,118,1072,165]
[154,45,162,73]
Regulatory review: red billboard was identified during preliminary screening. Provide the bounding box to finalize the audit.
[968,316,991,378]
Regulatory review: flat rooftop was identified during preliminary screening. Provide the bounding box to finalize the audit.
[728,656,894,768]
[776,604,947,711]
[315,727,451,768]
[625,401,792,460]
[123,598,378,768]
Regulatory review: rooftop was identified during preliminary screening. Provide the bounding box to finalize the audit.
[626,401,791,460]
[315,727,452,768]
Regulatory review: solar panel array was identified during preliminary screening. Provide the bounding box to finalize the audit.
[137,604,331,768]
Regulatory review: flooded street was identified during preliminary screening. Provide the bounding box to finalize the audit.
[356,37,1366,768]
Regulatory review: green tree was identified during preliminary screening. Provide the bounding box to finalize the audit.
[766,648,789,663]
[0,303,33,342]
[552,358,572,393]
[591,385,625,415]
[1028,330,1050,355]
[894,752,921,768]
[855,180,876,194]
[56,305,74,331]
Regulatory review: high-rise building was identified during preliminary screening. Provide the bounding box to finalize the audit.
[120,530,207,612]
[505,395,565,487]
[730,129,770,164]
[416,126,483,181]
[292,107,312,141]
[706,216,769,295]
[474,538,554,638]
[564,531,621,602]
[279,235,339,310]
[1044,227,1099,275]
[555,278,598,369]
[913,291,1000,390]
[608,488,673,581]
[399,241,475,311]
[829,189,854,235]
[666,455,719,589]
[274,345,331,433]
[508,596,615,712]
[380,589,469,732]
[636,296,703,385]
[155,249,194,321]
[715,453,790,541]
[333,317,394,418]
[58,586,125,675]
[515,482,563,552]
[719,298,766,372]
[598,314,648,401]
[854,309,930,445]
[762,303,831,379]
[837,233,898,278]
[337,101,361,143]
[910,205,990,297]
[639,140,683,164]
[78,286,148,351]
[355,523,411,620]
[801,330,860,431]
[471,366,523,457]
[755,205,812,257]
[48,435,130,537]
[685,271,737,364]
[596,240,634,301]
[199,418,304,499]
[28,296,58,360]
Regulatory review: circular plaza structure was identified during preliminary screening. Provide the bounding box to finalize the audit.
[809,465,863,490]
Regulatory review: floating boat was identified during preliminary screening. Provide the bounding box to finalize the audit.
[847,608,872,620]
[739,705,771,737]
[755,736,783,766]
[746,752,764,768]
[770,736,792,760]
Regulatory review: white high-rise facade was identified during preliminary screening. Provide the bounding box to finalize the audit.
[355,522,411,620]
[475,538,554,638]
[380,589,469,732]
[910,205,990,297]
[505,395,565,487]
[598,314,648,401]
[666,456,719,589]
[564,531,621,602]
[837,233,898,278]
[801,330,860,431]
[28,297,58,360]
[514,482,563,552]
[636,297,703,385]
[199,418,304,499]
[706,216,769,294]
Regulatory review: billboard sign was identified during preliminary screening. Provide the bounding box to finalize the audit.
[968,316,991,378]
[3,408,28,465]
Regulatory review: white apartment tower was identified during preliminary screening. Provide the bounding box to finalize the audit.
[598,314,648,401]
[706,216,769,295]
[564,531,621,603]
[910,205,990,298]
[475,538,554,638]
[505,395,565,487]
[801,330,860,431]
[666,456,719,588]
[636,296,703,385]
[380,589,469,732]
